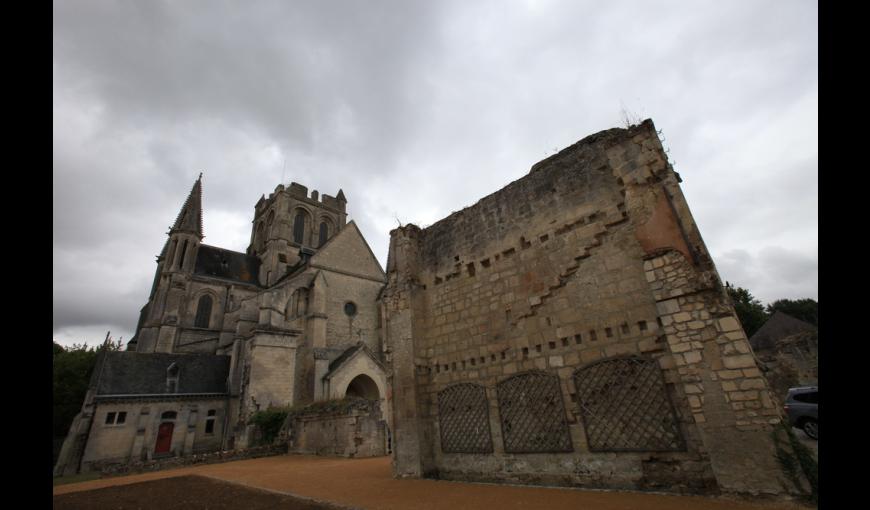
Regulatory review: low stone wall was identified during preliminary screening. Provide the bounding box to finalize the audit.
[89,444,288,477]
[285,398,387,458]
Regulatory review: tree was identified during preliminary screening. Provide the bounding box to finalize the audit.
[725,282,769,338]
[766,298,818,328]
[52,336,124,463]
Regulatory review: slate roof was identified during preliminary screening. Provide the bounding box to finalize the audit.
[749,311,817,352]
[194,244,261,285]
[95,352,231,395]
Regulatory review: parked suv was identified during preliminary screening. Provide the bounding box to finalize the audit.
[784,386,818,440]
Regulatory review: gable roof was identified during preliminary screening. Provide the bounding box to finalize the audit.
[95,352,231,395]
[749,311,817,352]
[324,342,385,380]
[310,221,386,282]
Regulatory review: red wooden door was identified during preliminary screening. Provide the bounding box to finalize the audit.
[155,422,174,454]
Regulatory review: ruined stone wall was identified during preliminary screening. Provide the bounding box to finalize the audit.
[383,120,797,496]
[288,403,386,458]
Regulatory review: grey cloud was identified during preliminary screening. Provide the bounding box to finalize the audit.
[53,0,818,345]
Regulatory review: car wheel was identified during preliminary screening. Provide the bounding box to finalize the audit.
[803,419,818,440]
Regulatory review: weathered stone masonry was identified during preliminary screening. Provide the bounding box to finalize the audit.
[382,119,798,495]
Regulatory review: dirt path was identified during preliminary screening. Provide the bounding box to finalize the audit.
[53,455,811,510]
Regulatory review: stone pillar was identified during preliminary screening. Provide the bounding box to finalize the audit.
[382,225,436,478]
[310,272,330,400]
[182,407,199,455]
[128,407,151,461]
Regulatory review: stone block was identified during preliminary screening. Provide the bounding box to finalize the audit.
[683,351,702,364]
[673,312,692,323]
[722,355,756,369]
[739,379,766,391]
[717,317,741,333]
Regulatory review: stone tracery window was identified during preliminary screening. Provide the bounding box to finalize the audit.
[194,295,213,328]
[438,383,493,453]
[573,356,685,452]
[318,221,329,247]
[293,209,309,245]
[496,371,573,453]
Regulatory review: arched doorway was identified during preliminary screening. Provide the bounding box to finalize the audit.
[343,374,390,456]
[344,374,380,400]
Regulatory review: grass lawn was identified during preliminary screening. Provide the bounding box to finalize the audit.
[53,471,102,487]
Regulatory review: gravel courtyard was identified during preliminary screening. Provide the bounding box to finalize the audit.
[53,454,813,510]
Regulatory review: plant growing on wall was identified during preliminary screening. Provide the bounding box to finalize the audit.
[249,407,290,445]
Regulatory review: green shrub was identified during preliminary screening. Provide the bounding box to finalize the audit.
[249,407,290,445]
[772,421,818,504]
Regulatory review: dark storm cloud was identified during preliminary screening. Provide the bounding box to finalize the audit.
[53,0,817,345]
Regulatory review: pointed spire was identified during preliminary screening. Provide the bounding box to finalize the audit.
[171,173,204,238]
[336,188,347,202]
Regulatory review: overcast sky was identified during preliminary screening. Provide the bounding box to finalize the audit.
[53,0,818,347]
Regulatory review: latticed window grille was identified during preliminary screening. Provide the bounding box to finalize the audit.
[573,356,685,452]
[496,371,573,453]
[437,383,493,453]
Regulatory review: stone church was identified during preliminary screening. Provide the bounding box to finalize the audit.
[57,119,804,497]
[55,178,390,475]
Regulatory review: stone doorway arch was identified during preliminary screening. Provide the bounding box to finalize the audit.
[344,374,380,400]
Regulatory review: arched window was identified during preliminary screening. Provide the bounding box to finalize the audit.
[285,294,295,319]
[293,211,307,245]
[178,240,189,270]
[255,222,265,253]
[167,239,178,267]
[194,295,213,328]
[318,222,329,247]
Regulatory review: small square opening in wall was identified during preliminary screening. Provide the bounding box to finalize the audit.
[638,320,648,331]
[589,330,598,341]
[480,357,485,364]
[452,362,457,370]
[605,328,613,338]
[501,351,507,360]
[462,361,466,369]
[436,365,441,373]
[548,341,556,350]
[117,412,127,424]
[105,412,116,425]
[621,323,630,334]
[575,334,583,344]
[522,347,529,359]
[656,317,663,327]
[535,344,542,353]
[491,354,496,362]
[561,337,569,347]
[444,364,449,372]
